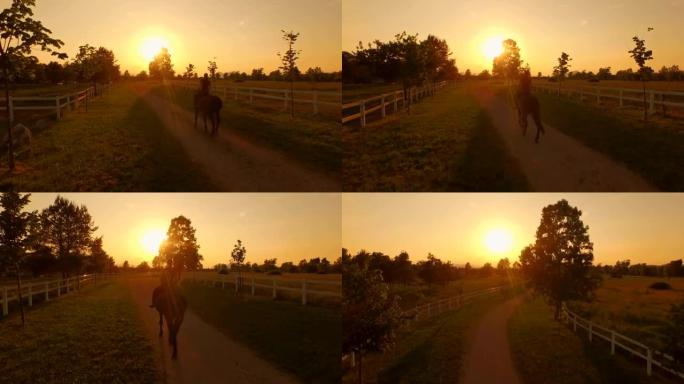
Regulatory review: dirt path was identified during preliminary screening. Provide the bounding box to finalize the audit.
[133,86,339,191]
[124,276,300,384]
[460,296,523,384]
[473,88,656,191]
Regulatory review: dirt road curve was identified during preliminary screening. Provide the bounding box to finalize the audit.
[460,296,523,384]
[473,88,656,192]
[124,276,300,384]
[134,86,339,191]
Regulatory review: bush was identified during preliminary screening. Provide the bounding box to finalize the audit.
[649,282,671,290]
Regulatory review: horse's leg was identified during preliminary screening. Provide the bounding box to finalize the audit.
[158,311,163,337]
[171,319,179,359]
[533,107,545,143]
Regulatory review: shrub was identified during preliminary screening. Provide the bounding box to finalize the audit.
[649,282,671,290]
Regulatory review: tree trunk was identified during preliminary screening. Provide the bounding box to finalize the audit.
[4,64,14,171]
[642,79,647,121]
[15,265,25,325]
[357,351,363,384]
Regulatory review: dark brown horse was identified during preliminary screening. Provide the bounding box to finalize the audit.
[515,72,545,143]
[150,275,187,359]
[194,92,223,136]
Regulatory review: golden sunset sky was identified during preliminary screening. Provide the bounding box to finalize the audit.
[343,0,684,75]
[342,194,684,267]
[27,193,341,267]
[5,0,341,73]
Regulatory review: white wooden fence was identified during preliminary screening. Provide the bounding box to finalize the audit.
[0,273,110,317]
[173,81,340,115]
[342,81,448,127]
[532,84,684,116]
[181,273,341,306]
[0,83,112,122]
[561,304,684,379]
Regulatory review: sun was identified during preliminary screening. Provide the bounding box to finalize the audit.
[483,37,504,60]
[483,228,513,254]
[140,36,169,62]
[140,229,166,256]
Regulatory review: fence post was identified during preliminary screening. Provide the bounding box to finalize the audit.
[223,87,227,99]
[393,92,398,112]
[2,287,7,316]
[55,97,61,120]
[272,280,277,299]
[66,278,70,293]
[596,89,601,104]
[28,284,32,307]
[251,278,255,295]
[235,275,239,293]
[249,89,253,104]
[302,281,307,306]
[619,89,624,108]
[610,331,615,355]
[221,275,225,290]
[588,321,593,342]
[351,352,356,367]
[648,92,655,115]
[45,282,49,301]
[647,348,652,376]
[234,87,238,101]
[313,92,319,115]
[381,95,386,118]
[360,102,366,127]
[8,96,14,122]
[57,280,61,297]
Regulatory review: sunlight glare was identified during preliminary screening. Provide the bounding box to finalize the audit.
[484,228,513,254]
[483,36,504,60]
[140,36,169,62]
[141,229,166,256]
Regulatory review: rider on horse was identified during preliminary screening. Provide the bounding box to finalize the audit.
[199,73,211,96]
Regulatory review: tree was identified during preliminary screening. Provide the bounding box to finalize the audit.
[278,30,301,117]
[0,192,37,325]
[497,258,511,275]
[597,67,612,80]
[343,261,401,384]
[207,59,218,79]
[519,200,601,319]
[73,45,119,95]
[41,196,97,281]
[86,236,113,273]
[628,36,654,120]
[137,261,150,271]
[553,52,572,95]
[157,216,202,282]
[492,39,522,82]
[148,47,174,79]
[251,67,265,80]
[122,260,129,270]
[0,0,67,171]
[184,63,195,79]
[464,262,472,276]
[230,239,246,291]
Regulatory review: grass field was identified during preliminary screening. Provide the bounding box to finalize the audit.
[567,276,684,350]
[532,79,684,92]
[158,84,342,173]
[180,282,340,384]
[342,83,403,102]
[343,291,511,384]
[510,295,679,384]
[0,84,215,191]
[0,280,158,384]
[0,83,96,98]
[532,91,684,190]
[180,79,340,91]
[343,85,529,191]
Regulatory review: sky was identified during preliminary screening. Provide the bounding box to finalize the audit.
[343,0,684,75]
[342,194,684,267]
[26,193,341,268]
[4,0,341,73]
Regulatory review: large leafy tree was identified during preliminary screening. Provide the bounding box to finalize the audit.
[553,52,572,94]
[86,236,114,273]
[40,196,97,279]
[492,39,523,81]
[343,255,401,384]
[156,215,202,282]
[519,200,601,319]
[0,192,38,325]
[628,35,654,121]
[73,45,120,94]
[0,0,67,171]
[149,47,174,79]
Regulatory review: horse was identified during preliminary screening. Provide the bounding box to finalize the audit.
[515,73,545,143]
[194,92,223,136]
[149,275,187,359]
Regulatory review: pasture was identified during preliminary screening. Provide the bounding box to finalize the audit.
[509,295,680,384]
[0,280,158,383]
[207,79,340,92]
[342,84,528,191]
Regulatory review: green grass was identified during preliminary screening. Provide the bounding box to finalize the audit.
[0,281,158,384]
[180,282,341,384]
[534,92,684,191]
[344,292,510,384]
[157,85,342,173]
[342,85,529,191]
[509,296,679,384]
[0,84,215,191]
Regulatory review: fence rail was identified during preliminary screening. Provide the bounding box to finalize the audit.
[180,273,341,306]
[561,304,684,379]
[342,81,447,127]
[172,81,340,115]
[532,84,684,116]
[0,273,111,317]
[0,83,112,122]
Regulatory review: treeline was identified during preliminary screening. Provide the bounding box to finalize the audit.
[163,66,341,82]
[0,193,115,280]
[543,65,684,82]
[213,256,343,275]
[342,248,515,286]
[342,32,459,84]
[600,259,684,278]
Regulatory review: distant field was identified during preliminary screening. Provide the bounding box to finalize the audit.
[0,280,158,383]
[510,296,679,384]
[203,79,341,92]
[568,276,684,350]
[0,83,95,98]
[342,83,403,102]
[343,84,528,191]
[533,79,684,92]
